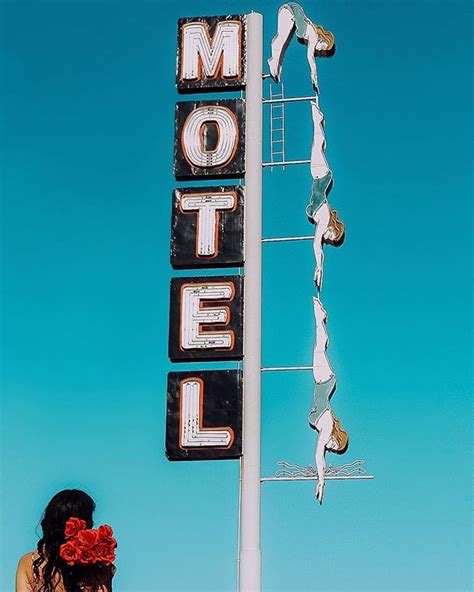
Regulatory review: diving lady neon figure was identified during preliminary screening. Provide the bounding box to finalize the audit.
[306,98,344,291]
[309,297,349,503]
[267,2,335,91]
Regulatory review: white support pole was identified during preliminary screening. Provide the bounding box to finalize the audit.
[239,11,263,592]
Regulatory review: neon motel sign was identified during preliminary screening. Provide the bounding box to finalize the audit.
[166,7,372,590]
[167,15,248,461]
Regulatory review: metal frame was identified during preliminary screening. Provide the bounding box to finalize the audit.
[239,18,373,592]
[262,475,374,482]
[262,459,374,482]
[263,92,317,169]
[261,365,312,372]
[262,235,313,243]
[263,158,311,167]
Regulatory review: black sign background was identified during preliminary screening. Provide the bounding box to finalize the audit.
[166,369,242,461]
[174,99,246,179]
[171,185,244,269]
[168,275,244,362]
[176,15,247,92]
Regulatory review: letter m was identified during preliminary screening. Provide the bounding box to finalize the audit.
[179,19,243,86]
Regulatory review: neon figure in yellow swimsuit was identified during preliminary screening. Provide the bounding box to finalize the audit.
[268,2,335,91]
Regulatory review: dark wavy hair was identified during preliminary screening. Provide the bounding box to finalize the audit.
[33,489,114,592]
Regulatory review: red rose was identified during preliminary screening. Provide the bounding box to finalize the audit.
[109,537,117,549]
[77,529,100,547]
[64,517,87,539]
[60,542,79,565]
[77,546,97,565]
[94,541,116,565]
[98,525,113,539]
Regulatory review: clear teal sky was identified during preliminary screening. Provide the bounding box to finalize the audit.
[1,1,472,591]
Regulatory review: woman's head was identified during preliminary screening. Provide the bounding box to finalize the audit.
[41,489,95,540]
[327,413,349,453]
[313,24,335,53]
[323,209,345,246]
[34,489,105,592]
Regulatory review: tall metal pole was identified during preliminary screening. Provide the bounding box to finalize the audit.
[239,11,263,592]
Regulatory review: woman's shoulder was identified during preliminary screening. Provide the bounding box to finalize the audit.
[17,552,35,570]
[16,552,36,592]
[19,550,41,567]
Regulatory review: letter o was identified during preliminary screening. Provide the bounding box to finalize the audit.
[181,105,239,168]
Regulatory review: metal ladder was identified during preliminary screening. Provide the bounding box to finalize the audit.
[269,83,286,170]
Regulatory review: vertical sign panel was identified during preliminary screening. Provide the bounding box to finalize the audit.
[176,15,247,91]
[166,369,243,460]
[168,275,244,362]
[171,185,244,268]
[174,99,246,179]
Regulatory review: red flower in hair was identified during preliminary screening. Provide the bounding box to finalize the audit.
[77,529,100,547]
[95,524,117,564]
[60,517,117,566]
[77,546,97,565]
[98,525,113,539]
[59,542,80,566]
[64,517,87,539]
[94,540,116,565]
